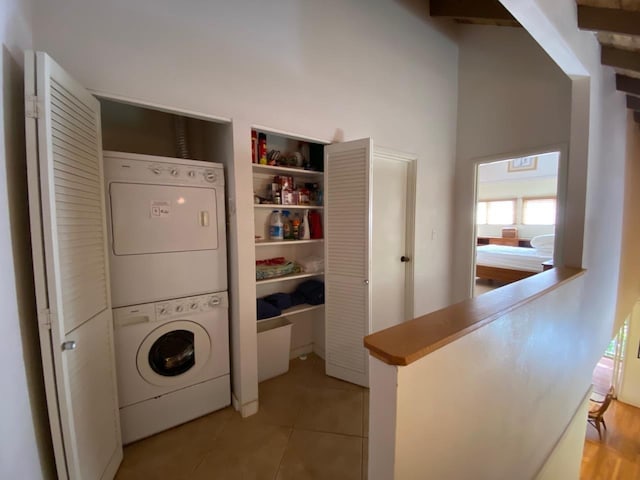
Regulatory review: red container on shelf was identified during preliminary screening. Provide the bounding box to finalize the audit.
[251,130,257,163]
[258,133,267,165]
[309,211,323,239]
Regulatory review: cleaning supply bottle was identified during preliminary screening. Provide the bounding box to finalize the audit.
[282,210,293,240]
[300,210,311,240]
[291,213,301,240]
[269,210,283,241]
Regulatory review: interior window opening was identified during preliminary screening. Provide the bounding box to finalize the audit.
[473,151,560,297]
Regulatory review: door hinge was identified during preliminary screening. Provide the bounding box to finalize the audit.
[25,95,40,119]
[38,308,52,329]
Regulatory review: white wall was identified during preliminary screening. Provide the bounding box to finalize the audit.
[31,0,459,415]
[452,25,572,301]
[534,391,589,480]
[0,0,55,477]
[369,273,591,479]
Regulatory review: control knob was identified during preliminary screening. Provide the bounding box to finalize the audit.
[151,167,161,175]
[175,304,184,313]
[204,171,217,183]
[158,305,169,315]
[208,297,221,307]
[170,168,179,176]
[190,302,199,310]
[188,170,196,178]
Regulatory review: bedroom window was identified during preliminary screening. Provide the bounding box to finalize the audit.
[523,197,556,225]
[477,200,515,225]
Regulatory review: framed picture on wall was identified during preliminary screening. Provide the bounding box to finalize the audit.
[508,156,538,172]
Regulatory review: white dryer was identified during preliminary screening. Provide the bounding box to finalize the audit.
[104,151,227,308]
[114,292,230,444]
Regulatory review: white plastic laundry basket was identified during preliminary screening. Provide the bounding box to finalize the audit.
[257,317,293,382]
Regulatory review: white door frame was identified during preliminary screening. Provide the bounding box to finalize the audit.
[374,146,417,321]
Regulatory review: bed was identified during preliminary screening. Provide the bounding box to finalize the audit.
[476,243,553,284]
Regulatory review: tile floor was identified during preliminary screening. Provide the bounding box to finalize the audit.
[115,354,369,480]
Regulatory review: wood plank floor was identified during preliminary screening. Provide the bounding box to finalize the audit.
[581,399,640,479]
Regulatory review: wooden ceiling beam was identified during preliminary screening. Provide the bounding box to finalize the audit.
[627,95,640,110]
[602,46,640,72]
[429,0,516,22]
[617,74,640,96]
[578,5,640,36]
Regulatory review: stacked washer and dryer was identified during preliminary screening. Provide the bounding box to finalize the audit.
[104,151,230,444]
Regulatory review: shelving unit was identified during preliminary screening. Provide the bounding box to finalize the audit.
[253,129,325,312]
[256,271,324,285]
[254,204,323,210]
[255,239,323,247]
[252,163,323,178]
[257,304,325,323]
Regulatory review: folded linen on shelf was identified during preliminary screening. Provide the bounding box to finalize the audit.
[257,298,281,320]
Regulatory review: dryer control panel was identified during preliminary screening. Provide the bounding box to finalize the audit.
[104,151,225,188]
[113,292,229,328]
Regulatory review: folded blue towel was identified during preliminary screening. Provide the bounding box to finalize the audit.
[257,298,281,320]
[289,291,306,306]
[295,280,324,305]
[263,293,292,310]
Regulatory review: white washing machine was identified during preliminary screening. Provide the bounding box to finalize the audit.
[113,292,230,444]
[104,151,227,308]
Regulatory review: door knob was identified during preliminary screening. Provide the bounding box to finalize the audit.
[61,341,77,351]
[401,256,410,263]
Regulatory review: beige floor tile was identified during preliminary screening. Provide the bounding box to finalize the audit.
[114,356,369,479]
[190,414,291,480]
[296,387,363,436]
[276,429,362,480]
[249,377,306,427]
[362,438,369,480]
[307,356,365,392]
[363,389,369,437]
[115,406,234,480]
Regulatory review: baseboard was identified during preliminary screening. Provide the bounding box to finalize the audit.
[312,343,325,360]
[231,392,259,418]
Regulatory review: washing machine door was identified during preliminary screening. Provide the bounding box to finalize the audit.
[137,320,211,387]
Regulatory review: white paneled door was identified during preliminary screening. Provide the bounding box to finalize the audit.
[24,51,122,480]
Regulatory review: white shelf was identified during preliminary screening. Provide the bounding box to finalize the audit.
[255,204,323,210]
[252,163,323,178]
[256,271,324,285]
[257,303,325,322]
[255,239,323,246]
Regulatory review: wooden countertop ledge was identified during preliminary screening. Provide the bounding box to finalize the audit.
[364,266,585,366]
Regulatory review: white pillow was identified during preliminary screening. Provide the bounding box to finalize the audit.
[530,234,555,256]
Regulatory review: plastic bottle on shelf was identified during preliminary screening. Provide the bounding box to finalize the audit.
[300,210,311,240]
[291,213,301,240]
[282,210,293,240]
[269,210,284,241]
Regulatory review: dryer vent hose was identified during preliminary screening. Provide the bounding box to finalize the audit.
[174,116,190,159]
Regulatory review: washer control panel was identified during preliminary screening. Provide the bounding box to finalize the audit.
[113,292,228,328]
[155,292,228,320]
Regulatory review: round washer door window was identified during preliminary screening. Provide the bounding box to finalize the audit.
[137,320,211,387]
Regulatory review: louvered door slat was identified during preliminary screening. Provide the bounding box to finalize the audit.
[54,161,99,183]
[53,138,102,168]
[25,51,122,480]
[324,138,371,387]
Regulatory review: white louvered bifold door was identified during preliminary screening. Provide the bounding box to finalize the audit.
[324,138,372,387]
[25,51,122,480]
